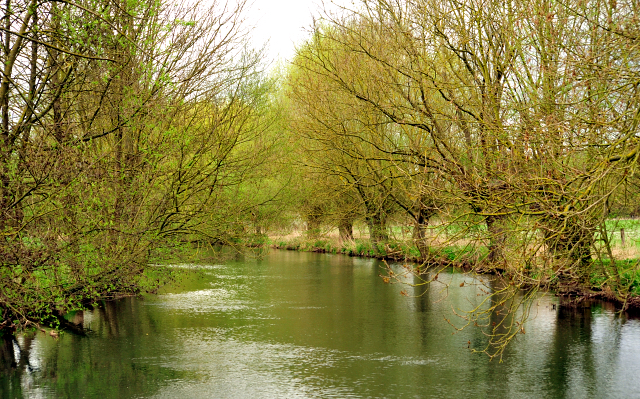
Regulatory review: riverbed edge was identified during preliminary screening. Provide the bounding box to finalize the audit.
[263,238,640,313]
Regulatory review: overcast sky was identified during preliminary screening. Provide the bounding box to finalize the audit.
[241,0,349,64]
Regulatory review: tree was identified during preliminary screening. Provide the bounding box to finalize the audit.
[0,0,282,333]
[288,26,422,247]
[287,0,640,357]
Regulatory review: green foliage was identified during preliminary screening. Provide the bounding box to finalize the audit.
[590,259,640,296]
[0,0,286,333]
[272,235,427,262]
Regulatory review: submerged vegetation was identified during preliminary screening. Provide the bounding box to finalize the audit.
[2,0,640,357]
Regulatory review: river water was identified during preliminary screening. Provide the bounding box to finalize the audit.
[1,250,640,398]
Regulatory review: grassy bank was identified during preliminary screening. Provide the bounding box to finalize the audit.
[250,222,640,311]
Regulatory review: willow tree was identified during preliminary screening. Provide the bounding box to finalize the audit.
[288,31,417,246]
[314,0,635,263]
[308,1,527,265]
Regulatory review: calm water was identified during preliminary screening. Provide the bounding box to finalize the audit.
[1,250,640,398]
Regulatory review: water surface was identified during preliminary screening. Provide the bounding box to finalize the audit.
[1,250,639,398]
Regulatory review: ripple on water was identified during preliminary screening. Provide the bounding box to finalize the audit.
[147,328,358,398]
[163,263,229,270]
[345,353,439,366]
[147,289,280,320]
[149,327,442,398]
[149,289,248,313]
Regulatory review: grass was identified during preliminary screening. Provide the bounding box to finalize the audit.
[265,229,483,266]
[262,219,640,306]
[590,258,640,296]
[266,234,420,261]
[603,219,640,251]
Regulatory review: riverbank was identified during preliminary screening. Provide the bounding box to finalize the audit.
[244,232,640,312]
[268,236,482,270]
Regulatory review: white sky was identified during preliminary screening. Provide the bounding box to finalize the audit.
[241,0,350,64]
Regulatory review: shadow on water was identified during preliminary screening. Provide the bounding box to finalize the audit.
[1,337,20,398]
[0,299,196,399]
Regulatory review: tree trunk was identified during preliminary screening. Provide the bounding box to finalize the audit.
[544,216,594,284]
[338,219,353,242]
[486,215,506,265]
[413,216,429,260]
[306,207,322,239]
[367,210,388,245]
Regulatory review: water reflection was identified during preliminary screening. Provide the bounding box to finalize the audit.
[1,250,639,399]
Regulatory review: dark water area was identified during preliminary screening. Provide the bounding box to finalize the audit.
[1,250,640,398]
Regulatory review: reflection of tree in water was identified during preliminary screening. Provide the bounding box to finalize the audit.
[0,334,39,397]
[0,337,16,372]
[0,297,193,398]
[0,337,20,397]
[544,300,603,397]
[96,300,122,338]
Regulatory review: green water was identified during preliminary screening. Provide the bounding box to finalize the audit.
[2,250,640,398]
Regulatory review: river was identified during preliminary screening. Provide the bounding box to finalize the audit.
[1,250,639,398]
